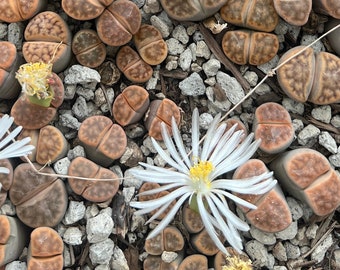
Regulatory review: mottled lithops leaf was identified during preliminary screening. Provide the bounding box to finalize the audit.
[273,0,312,26]
[62,0,112,20]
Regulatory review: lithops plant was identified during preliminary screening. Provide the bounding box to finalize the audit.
[133,24,168,66]
[220,0,279,32]
[313,0,340,19]
[191,228,221,256]
[273,0,312,26]
[68,157,119,202]
[116,45,153,83]
[182,202,204,234]
[27,227,63,270]
[325,18,340,56]
[78,115,127,167]
[178,254,208,270]
[222,30,279,65]
[23,11,72,73]
[113,85,150,126]
[9,163,68,228]
[0,0,47,23]
[72,29,107,68]
[143,254,183,270]
[0,160,13,207]
[0,215,29,267]
[277,45,340,104]
[160,0,228,21]
[0,42,24,99]
[144,98,181,140]
[233,159,292,232]
[253,102,294,154]
[270,148,340,216]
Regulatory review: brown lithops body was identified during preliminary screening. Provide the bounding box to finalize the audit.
[0,0,47,23]
[182,202,204,234]
[78,115,127,167]
[133,24,168,65]
[253,102,294,154]
[220,0,279,32]
[113,85,150,126]
[160,0,228,21]
[178,254,208,270]
[273,0,312,26]
[68,157,119,202]
[313,0,340,19]
[0,42,24,99]
[0,215,29,267]
[144,98,181,140]
[96,0,141,46]
[0,159,13,207]
[222,30,279,65]
[62,0,113,20]
[277,45,340,104]
[233,159,292,232]
[270,148,340,216]
[72,29,106,68]
[191,228,221,256]
[36,125,68,165]
[9,163,67,228]
[27,227,63,270]
[23,11,72,73]
[116,45,153,83]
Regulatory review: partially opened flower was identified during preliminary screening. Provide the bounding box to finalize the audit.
[0,114,35,175]
[130,108,277,254]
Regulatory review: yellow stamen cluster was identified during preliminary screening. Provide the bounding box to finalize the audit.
[16,62,53,100]
[222,255,253,270]
[189,160,214,187]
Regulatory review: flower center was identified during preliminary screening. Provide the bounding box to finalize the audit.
[189,160,214,191]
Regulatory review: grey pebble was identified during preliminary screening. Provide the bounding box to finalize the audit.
[72,96,89,121]
[202,59,221,77]
[311,105,332,123]
[166,38,185,55]
[311,234,333,263]
[249,226,276,245]
[216,71,245,105]
[275,221,298,240]
[319,131,338,154]
[179,48,193,71]
[86,212,114,243]
[64,65,101,84]
[63,227,83,245]
[111,246,129,270]
[63,201,86,225]
[172,25,189,44]
[297,124,320,146]
[179,72,205,96]
[89,238,115,265]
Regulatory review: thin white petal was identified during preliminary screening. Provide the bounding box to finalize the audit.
[0,115,13,139]
[146,200,173,223]
[138,183,185,196]
[0,126,22,150]
[213,189,257,210]
[212,172,273,189]
[0,139,34,160]
[130,166,189,184]
[0,167,10,174]
[191,108,200,159]
[200,113,222,161]
[171,116,191,168]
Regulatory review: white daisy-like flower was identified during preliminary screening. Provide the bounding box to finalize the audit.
[0,114,35,175]
[130,108,277,254]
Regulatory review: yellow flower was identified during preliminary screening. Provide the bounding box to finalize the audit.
[16,62,54,100]
[222,255,253,270]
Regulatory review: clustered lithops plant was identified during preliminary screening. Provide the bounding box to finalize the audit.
[130,108,277,253]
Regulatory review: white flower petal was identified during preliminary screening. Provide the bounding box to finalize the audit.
[171,116,191,168]
[0,167,10,174]
[0,125,22,150]
[146,200,173,223]
[0,115,14,140]
[130,166,189,184]
[200,113,222,161]
[191,108,200,159]
[138,183,185,196]
[213,189,257,210]
[0,138,34,160]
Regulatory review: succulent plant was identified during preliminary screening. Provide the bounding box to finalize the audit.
[160,0,228,21]
[220,0,279,32]
[214,247,253,270]
[313,0,340,19]
[0,215,29,267]
[0,159,13,206]
[116,45,153,83]
[9,163,68,228]
[253,102,294,154]
[0,0,47,23]
[273,0,312,26]
[325,18,340,56]
[78,115,127,167]
[144,98,181,141]
[27,227,63,270]
[178,254,208,270]
[113,85,150,126]
[72,29,107,68]
[0,42,25,99]
[22,11,72,73]
[191,228,222,256]
[68,157,120,202]
[182,202,204,234]
[277,45,340,104]
[222,30,279,66]
[270,148,340,216]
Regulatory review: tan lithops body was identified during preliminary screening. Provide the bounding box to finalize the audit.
[270,148,340,216]
[178,254,208,270]
[62,0,113,20]
[23,11,72,73]
[191,228,221,256]
[9,163,67,228]
[68,157,119,202]
[143,254,183,270]
[0,42,24,99]
[273,0,312,26]
[233,159,292,232]
[325,18,340,56]
[27,227,63,270]
[134,24,168,65]
[78,115,127,167]
[0,0,47,23]
[72,29,106,68]
[0,159,13,207]
[220,0,279,32]
[182,202,204,234]
[36,125,68,165]
[0,215,29,267]
[313,0,340,19]
[144,99,181,140]
[277,45,340,104]
[116,45,153,83]
[160,0,228,21]
[96,0,141,46]
[253,102,294,154]
[222,30,279,65]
